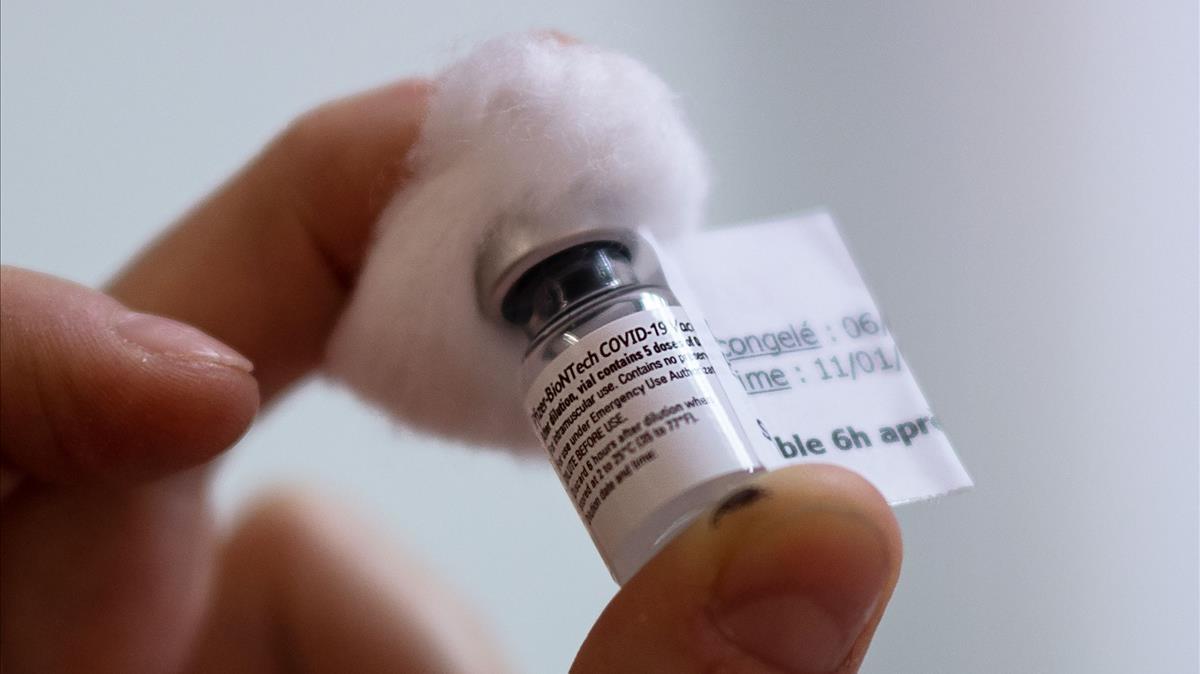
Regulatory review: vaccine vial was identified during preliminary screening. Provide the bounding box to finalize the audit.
[478,227,761,584]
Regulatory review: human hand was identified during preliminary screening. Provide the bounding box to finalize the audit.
[1,79,901,673]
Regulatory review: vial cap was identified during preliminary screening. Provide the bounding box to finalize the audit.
[475,211,659,323]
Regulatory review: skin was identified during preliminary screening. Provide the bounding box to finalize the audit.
[0,77,902,673]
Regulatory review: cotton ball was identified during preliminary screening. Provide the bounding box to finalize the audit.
[325,34,709,452]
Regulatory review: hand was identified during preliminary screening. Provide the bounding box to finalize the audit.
[1,79,902,673]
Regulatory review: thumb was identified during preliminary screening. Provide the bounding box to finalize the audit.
[0,265,259,487]
[573,465,902,674]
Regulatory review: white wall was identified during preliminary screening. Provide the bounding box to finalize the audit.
[3,2,1196,672]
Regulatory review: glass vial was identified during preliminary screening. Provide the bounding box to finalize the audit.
[497,238,761,584]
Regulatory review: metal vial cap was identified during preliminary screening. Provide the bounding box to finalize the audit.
[474,210,660,323]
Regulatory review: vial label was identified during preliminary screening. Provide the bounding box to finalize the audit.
[524,306,757,577]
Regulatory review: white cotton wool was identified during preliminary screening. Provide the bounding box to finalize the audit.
[325,34,709,452]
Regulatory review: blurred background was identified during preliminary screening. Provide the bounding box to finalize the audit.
[2,1,1196,672]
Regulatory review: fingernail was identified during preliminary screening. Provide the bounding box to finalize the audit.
[711,513,890,673]
[115,312,253,372]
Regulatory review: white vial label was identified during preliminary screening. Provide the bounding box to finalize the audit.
[524,305,758,582]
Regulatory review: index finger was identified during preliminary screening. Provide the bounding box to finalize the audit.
[107,79,432,402]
